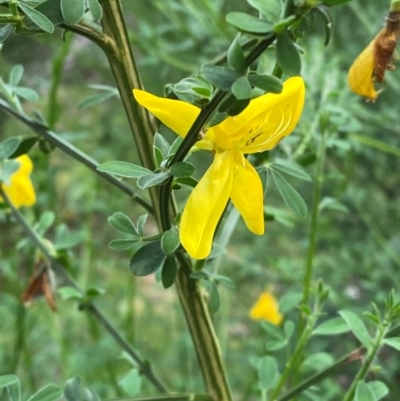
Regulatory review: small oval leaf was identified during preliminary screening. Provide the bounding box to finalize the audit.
[129,241,166,276]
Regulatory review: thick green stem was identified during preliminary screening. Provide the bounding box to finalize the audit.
[302,131,327,304]
[0,187,167,393]
[100,0,162,225]
[343,326,387,401]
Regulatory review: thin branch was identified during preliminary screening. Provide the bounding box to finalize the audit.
[0,187,166,393]
[0,98,153,214]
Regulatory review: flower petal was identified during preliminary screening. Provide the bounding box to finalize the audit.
[1,155,36,208]
[133,89,201,137]
[250,291,283,325]
[180,150,234,259]
[230,153,264,235]
[217,76,305,153]
[348,34,379,101]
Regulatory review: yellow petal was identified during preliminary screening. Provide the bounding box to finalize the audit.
[133,89,201,137]
[348,35,379,101]
[180,150,234,259]
[0,155,36,208]
[217,77,305,153]
[230,152,264,235]
[250,291,283,325]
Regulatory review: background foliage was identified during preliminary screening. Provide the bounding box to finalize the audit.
[1,0,400,400]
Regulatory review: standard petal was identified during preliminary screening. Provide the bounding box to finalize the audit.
[1,156,36,208]
[230,154,264,235]
[180,150,234,259]
[133,89,201,137]
[217,77,305,153]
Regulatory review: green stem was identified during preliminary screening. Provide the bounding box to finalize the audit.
[47,33,73,129]
[343,326,388,401]
[100,0,162,225]
[0,187,167,394]
[107,395,213,401]
[0,98,153,214]
[270,314,318,400]
[302,130,327,305]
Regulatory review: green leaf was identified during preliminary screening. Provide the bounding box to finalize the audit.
[129,241,166,276]
[9,65,24,87]
[170,161,195,178]
[0,376,19,390]
[53,231,86,250]
[208,281,220,313]
[18,2,54,33]
[276,32,301,76]
[97,161,151,178]
[284,320,295,339]
[201,64,241,91]
[161,230,180,254]
[37,211,55,235]
[109,239,138,251]
[87,0,102,21]
[248,74,282,93]
[258,356,279,390]
[168,136,183,157]
[302,353,334,372]
[22,0,65,30]
[119,369,142,396]
[270,169,307,218]
[232,76,252,100]
[13,87,39,102]
[266,339,287,351]
[0,24,13,43]
[61,0,85,24]
[319,197,348,213]
[247,0,283,22]
[314,4,334,45]
[226,12,274,34]
[355,382,375,401]
[161,255,177,289]
[154,133,170,159]
[383,337,400,352]
[173,76,213,100]
[64,377,81,401]
[78,92,116,109]
[9,136,37,158]
[0,137,21,162]
[137,172,170,190]
[153,146,164,168]
[227,35,247,73]
[260,321,284,339]
[278,291,302,313]
[312,317,350,336]
[136,214,148,236]
[323,0,352,5]
[108,212,138,236]
[227,98,250,116]
[0,160,20,185]
[175,176,198,188]
[271,159,311,181]
[85,287,105,299]
[58,287,83,301]
[0,375,20,401]
[368,381,389,401]
[26,385,63,401]
[339,310,372,349]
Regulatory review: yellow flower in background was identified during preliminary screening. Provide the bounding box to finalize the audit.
[0,155,36,208]
[250,291,282,325]
[133,77,305,259]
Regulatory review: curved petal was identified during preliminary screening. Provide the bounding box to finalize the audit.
[1,156,36,208]
[348,34,378,101]
[230,154,264,235]
[133,89,201,137]
[180,150,234,259]
[217,77,305,153]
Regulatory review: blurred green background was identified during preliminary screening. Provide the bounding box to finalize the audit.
[1,0,400,400]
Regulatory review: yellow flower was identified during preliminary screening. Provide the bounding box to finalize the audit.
[133,77,305,259]
[250,291,282,325]
[0,155,36,208]
[348,35,379,101]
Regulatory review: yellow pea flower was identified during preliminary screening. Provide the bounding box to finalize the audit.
[0,155,36,208]
[250,291,282,325]
[133,76,305,259]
